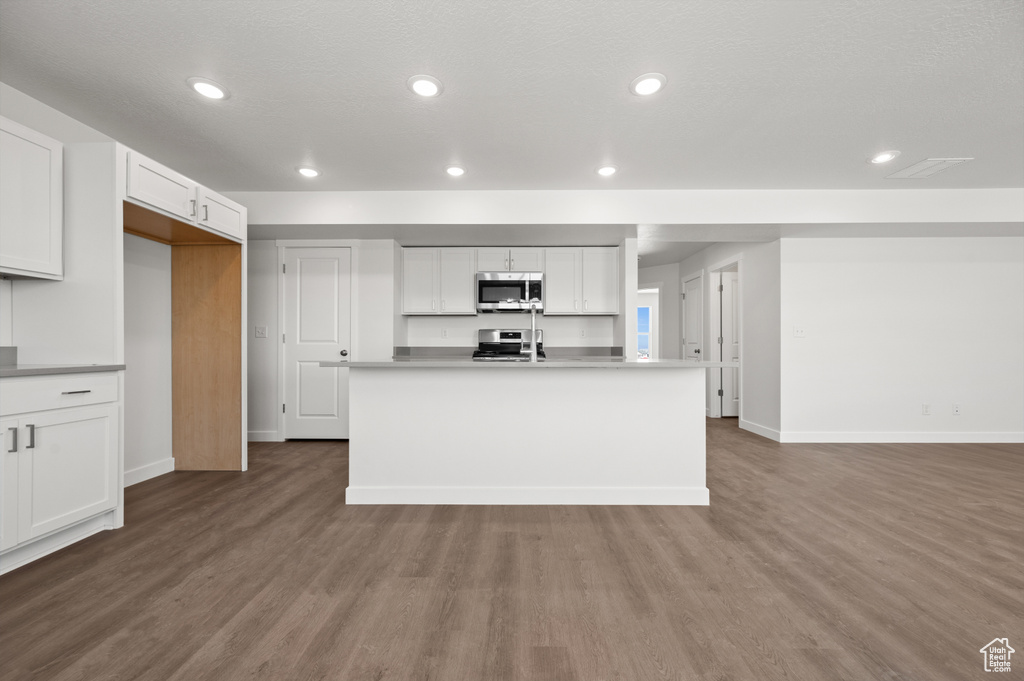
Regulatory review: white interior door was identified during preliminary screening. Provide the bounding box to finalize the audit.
[682,275,703,360]
[283,248,352,439]
[720,271,740,417]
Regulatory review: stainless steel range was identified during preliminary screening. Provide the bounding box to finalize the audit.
[472,329,545,361]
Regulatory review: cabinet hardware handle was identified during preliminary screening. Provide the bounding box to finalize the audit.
[61,390,92,395]
[7,427,16,453]
[26,424,35,449]
[584,300,589,311]
[441,299,446,311]
[431,300,436,311]
[203,204,209,221]
[575,300,579,311]
[505,258,509,269]
[190,199,197,217]
[340,350,348,357]
[510,258,515,269]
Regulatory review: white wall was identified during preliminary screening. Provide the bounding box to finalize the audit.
[123,234,173,484]
[639,262,680,359]
[780,236,1024,442]
[678,241,781,437]
[246,241,280,440]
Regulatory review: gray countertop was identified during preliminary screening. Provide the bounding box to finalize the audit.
[323,358,738,369]
[0,364,126,378]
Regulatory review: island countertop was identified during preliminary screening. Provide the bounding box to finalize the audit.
[323,359,739,369]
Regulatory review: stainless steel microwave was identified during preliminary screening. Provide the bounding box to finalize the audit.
[476,272,543,312]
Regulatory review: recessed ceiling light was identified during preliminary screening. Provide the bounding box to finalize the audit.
[187,77,229,100]
[445,165,465,177]
[408,75,443,97]
[629,73,666,96]
[868,150,901,164]
[597,165,617,177]
[297,167,320,178]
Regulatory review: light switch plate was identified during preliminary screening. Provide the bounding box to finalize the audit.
[793,326,807,338]
[254,326,268,338]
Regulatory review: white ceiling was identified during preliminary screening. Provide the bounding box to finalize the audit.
[1,0,1022,195]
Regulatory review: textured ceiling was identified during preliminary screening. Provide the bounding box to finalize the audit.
[1,0,1021,194]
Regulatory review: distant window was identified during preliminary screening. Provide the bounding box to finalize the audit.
[637,306,651,360]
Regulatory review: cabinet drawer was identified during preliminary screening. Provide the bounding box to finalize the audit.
[0,373,119,416]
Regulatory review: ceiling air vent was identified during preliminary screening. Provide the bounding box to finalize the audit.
[886,157,974,179]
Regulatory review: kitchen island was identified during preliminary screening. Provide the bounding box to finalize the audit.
[328,359,732,505]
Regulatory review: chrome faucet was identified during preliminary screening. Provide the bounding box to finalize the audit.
[529,298,541,362]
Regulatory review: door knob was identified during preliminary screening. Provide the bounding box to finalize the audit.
[340,350,348,356]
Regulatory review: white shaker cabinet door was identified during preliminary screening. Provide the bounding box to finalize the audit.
[438,248,477,314]
[0,117,63,280]
[197,186,246,240]
[581,247,619,314]
[476,248,510,272]
[402,248,439,314]
[0,418,19,551]
[543,248,581,314]
[508,248,544,272]
[18,404,118,542]
[126,151,198,222]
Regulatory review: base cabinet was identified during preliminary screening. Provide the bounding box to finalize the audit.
[0,373,120,568]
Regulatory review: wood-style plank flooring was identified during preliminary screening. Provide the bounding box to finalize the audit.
[1,419,1021,680]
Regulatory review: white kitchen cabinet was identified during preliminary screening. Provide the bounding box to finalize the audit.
[402,248,438,314]
[438,248,477,313]
[402,248,477,315]
[543,247,581,314]
[581,247,619,314]
[127,151,198,222]
[126,151,246,241]
[1,418,18,551]
[543,247,619,315]
[0,373,119,558]
[476,248,544,272]
[0,117,64,280]
[197,186,246,240]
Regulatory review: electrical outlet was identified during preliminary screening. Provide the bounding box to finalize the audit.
[254,326,268,338]
[922,404,930,415]
[793,326,807,338]
[952,404,961,415]
[580,328,586,338]
[442,328,448,339]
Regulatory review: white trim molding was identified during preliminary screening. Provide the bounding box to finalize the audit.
[123,457,175,486]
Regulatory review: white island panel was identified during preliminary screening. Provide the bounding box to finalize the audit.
[347,365,708,505]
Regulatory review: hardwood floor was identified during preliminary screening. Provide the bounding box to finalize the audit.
[1,420,1021,680]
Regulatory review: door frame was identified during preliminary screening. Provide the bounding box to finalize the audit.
[706,256,743,420]
[276,240,360,440]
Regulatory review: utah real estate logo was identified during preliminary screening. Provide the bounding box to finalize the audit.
[979,638,1014,673]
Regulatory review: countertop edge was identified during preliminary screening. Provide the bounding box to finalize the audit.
[0,364,126,378]
[322,360,738,369]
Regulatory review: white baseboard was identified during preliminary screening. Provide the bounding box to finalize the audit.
[0,512,115,575]
[248,430,283,442]
[123,457,175,487]
[345,486,710,505]
[739,419,782,441]
[779,431,1024,443]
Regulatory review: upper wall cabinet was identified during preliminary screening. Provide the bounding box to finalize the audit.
[0,117,64,280]
[402,248,477,315]
[543,247,619,315]
[476,248,544,272]
[126,151,245,242]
